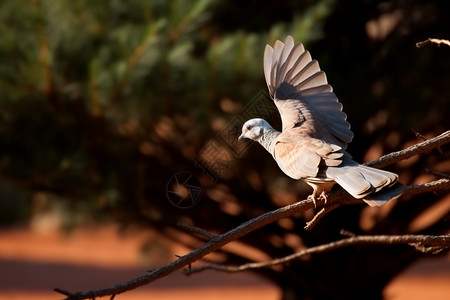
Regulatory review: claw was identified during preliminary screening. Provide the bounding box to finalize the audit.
[319,190,328,204]
[308,190,328,208]
[307,194,317,208]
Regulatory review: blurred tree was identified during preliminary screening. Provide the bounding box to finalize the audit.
[0,0,449,299]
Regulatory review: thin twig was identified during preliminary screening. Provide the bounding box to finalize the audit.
[366,130,450,168]
[340,229,356,237]
[176,222,217,240]
[416,38,450,48]
[54,288,71,296]
[184,234,450,274]
[304,202,341,230]
[425,168,450,180]
[304,207,326,230]
[410,128,428,141]
[410,128,443,153]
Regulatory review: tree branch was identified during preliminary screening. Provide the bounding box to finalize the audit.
[416,38,450,48]
[176,222,216,240]
[366,130,450,168]
[425,168,450,179]
[300,130,450,230]
[304,178,450,231]
[184,234,450,274]
[402,178,450,197]
[56,199,316,300]
[55,130,450,300]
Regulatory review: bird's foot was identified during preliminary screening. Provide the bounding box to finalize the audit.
[319,190,328,204]
[307,194,318,208]
[308,191,328,208]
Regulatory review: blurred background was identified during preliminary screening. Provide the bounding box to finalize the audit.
[0,0,449,299]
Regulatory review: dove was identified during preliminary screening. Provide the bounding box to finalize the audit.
[238,36,402,206]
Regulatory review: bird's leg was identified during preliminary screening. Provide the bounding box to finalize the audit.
[308,189,328,208]
[307,190,319,208]
[319,190,328,204]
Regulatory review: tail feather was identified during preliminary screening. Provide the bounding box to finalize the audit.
[362,183,404,206]
[327,162,402,206]
[333,169,372,196]
[358,165,397,192]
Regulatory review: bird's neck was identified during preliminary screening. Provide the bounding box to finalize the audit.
[258,129,281,155]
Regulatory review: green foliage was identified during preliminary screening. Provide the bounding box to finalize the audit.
[0,0,332,211]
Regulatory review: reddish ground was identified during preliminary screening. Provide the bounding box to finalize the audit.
[0,225,448,300]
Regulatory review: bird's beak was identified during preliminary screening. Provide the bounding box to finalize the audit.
[238,133,244,141]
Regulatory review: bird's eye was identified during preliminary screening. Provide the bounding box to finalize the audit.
[246,124,253,130]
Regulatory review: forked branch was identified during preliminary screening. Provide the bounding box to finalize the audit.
[55,130,450,300]
[184,234,450,274]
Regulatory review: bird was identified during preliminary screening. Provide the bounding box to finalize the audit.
[238,36,403,207]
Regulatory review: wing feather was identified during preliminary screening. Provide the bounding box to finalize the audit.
[276,36,295,86]
[290,60,321,87]
[278,43,305,85]
[274,137,344,180]
[263,36,354,148]
[274,141,321,179]
[263,45,274,93]
[300,84,333,95]
[284,51,312,87]
[295,71,328,90]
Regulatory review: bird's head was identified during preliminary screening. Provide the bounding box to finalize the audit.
[238,118,272,141]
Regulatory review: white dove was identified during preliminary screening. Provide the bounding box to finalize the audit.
[238,36,402,206]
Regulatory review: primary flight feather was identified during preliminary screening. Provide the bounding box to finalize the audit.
[239,36,402,206]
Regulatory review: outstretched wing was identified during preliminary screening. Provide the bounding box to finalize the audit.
[264,36,353,148]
